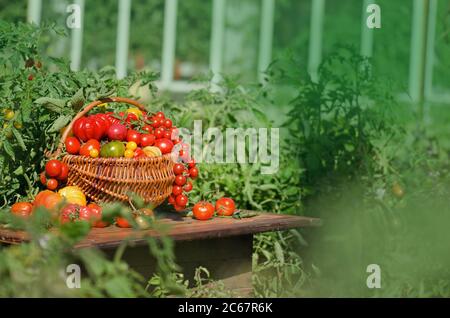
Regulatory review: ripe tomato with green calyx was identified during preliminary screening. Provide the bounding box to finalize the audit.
[193,202,214,221]
[65,137,81,155]
[45,160,62,177]
[215,197,236,216]
[183,181,193,192]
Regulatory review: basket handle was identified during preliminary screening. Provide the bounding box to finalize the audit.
[49,97,146,159]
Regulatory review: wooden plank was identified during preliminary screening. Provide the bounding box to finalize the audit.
[0,211,321,249]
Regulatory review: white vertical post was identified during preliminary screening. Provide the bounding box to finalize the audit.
[27,0,42,25]
[424,0,437,100]
[161,0,178,89]
[308,0,325,82]
[70,0,85,71]
[408,0,428,103]
[115,0,132,79]
[210,0,226,90]
[360,0,374,57]
[258,0,275,83]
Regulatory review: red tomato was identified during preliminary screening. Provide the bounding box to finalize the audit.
[172,185,183,196]
[116,217,132,228]
[140,134,156,147]
[105,113,121,125]
[215,197,236,216]
[142,125,153,133]
[56,163,69,181]
[173,163,185,175]
[80,139,101,157]
[60,204,80,224]
[163,119,173,129]
[73,115,108,141]
[183,181,193,192]
[163,130,172,140]
[188,159,196,168]
[174,205,185,212]
[151,117,163,128]
[65,137,81,155]
[134,148,145,158]
[175,194,188,207]
[87,203,109,227]
[192,202,215,221]
[107,123,128,141]
[154,127,165,139]
[45,160,62,177]
[155,111,165,120]
[126,113,138,124]
[46,178,58,190]
[11,202,33,219]
[155,138,174,154]
[189,167,199,179]
[126,129,141,145]
[78,206,93,222]
[174,175,186,186]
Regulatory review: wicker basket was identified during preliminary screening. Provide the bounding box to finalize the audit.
[50,97,175,206]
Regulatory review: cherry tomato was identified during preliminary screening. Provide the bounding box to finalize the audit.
[155,111,165,120]
[172,185,183,196]
[140,134,156,147]
[65,137,81,155]
[188,159,196,168]
[46,178,58,190]
[151,117,163,128]
[168,194,176,205]
[154,127,165,139]
[90,148,99,158]
[78,206,93,222]
[215,197,236,216]
[163,130,172,139]
[116,217,132,228]
[192,202,215,221]
[183,181,193,192]
[134,148,145,159]
[126,141,138,151]
[189,167,199,179]
[155,138,174,154]
[174,175,187,186]
[142,125,153,133]
[126,129,141,145]
[174,205,185,212]
[56,163,69,181]
[124,149,134,158]
[45,160,62,177]
[163,118,173,129]
[173,163,186,175]
[175,194,188,207]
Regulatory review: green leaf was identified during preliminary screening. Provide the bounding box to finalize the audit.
[12,128,26,151]
[48,115,71,133]
[70,88,85,111]
[34,97,67,112]
[3,140,15,161]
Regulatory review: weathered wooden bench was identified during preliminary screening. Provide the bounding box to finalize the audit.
[0,210,320,295]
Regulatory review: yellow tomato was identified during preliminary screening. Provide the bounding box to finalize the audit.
[58,186,87,206]
[90,148,99,158]
[124,149,134,158]
[4,109,14,121]
[143,146,162,157]
[13,121,22,129]
[126,141,137,151]
[126,108,143,118]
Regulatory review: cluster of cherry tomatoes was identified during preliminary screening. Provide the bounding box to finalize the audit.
[40,159,69,190]
[168,160,199,211]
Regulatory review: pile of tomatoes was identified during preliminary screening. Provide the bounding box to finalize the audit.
[192,197,236,221]
[40,159,69,190]
[64,108,180,160]
[167,161,199,211]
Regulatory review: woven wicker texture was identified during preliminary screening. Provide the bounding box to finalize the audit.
[52,97,175,206]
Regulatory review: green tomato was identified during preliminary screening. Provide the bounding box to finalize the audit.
[100,141,125,158]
